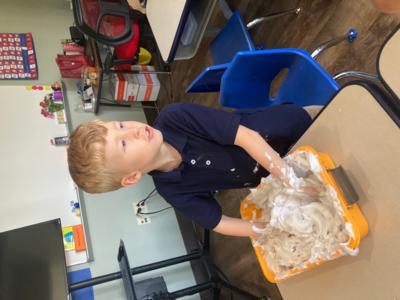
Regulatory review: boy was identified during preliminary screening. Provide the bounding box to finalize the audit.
[68,103,315,237]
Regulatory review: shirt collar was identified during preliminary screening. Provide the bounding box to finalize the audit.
[149,126,187,182]
[149,163,184,182]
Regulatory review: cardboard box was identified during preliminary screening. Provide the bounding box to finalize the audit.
[111,73,139,102]
[111,74,127,101]
[131,65,160,102]
[124,74,139,102]
[111,66,160,102]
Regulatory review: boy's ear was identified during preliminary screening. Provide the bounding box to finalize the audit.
[121,171,142,187]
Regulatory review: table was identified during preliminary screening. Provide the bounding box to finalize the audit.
[278,84,400,300]
[145,0,217,62]
[378,24,400,98]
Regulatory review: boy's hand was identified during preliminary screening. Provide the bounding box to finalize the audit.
[298,185,321,198]
[251,221,267,236]
[214,215,267,237]
[280,162,323,198]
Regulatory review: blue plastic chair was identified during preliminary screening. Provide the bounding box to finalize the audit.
[186,5,303,93]
[184,63,230,93]
[187,18,356,107]
[186,11,255,93]
[210,11,256,65]
[219,48,340,109]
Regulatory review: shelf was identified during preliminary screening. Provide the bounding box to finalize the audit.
[86,37,165,115]
[60,80,94,263]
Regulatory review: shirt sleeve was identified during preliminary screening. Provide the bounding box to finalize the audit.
[155,103,241,145]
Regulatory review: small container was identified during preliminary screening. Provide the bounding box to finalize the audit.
[53,91,64,101]
[50,136,69,146]
[82,101,93,112]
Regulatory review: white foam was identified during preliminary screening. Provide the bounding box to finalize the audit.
[248,151,355,279]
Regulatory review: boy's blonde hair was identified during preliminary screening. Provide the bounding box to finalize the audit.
[67,120,122,193]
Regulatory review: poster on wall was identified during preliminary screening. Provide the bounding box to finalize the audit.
[0,33,38,80]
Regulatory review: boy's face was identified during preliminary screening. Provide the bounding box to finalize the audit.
[104,121,163,176]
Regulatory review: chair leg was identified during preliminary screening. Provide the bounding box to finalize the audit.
[311,28,358,59]
[333,70,380,83]
[212,286,221,300]
[246,7,301,30]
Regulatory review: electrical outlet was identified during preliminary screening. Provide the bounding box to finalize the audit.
[137,215,151,225]
[133,202,151,225]
[133,201,147,214]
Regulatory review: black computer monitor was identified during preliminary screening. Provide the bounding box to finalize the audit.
[0,219,70,300]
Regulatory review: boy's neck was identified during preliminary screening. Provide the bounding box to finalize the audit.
[154,142,182,172]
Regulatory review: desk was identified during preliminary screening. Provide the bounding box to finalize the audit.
[145,0,217,62]
[278,84,400,299]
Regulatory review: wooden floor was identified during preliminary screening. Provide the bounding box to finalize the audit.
[153,1,399,299]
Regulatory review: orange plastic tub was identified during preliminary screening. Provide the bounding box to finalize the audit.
[240,145,368,283]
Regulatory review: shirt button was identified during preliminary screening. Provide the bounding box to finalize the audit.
[205,160,211,166]
[190,159,196,165]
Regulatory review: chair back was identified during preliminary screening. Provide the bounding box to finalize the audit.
[186,11,255,93]
[72,0,133,46]
[220,49,340,108]
[210,11,255,65]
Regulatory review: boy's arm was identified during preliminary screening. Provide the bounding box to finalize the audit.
[234,124,289,182]
[213,126,288,238]
[213,215,265,237]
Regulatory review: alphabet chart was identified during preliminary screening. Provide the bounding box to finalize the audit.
[0,33,38,80]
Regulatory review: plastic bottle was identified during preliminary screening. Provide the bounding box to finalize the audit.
[50,136,69,146]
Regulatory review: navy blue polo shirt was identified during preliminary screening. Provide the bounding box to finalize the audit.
[149,103,311,229]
